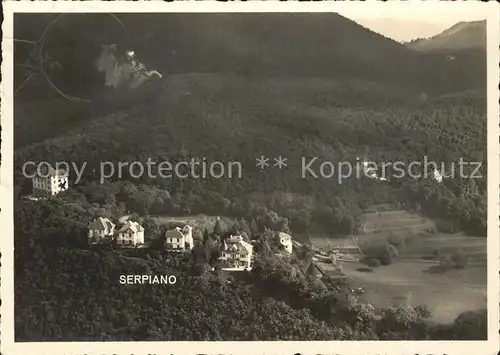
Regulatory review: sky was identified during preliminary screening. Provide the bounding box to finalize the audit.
[337,3,489,42]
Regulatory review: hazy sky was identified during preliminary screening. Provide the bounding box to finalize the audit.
[338,3,488,42]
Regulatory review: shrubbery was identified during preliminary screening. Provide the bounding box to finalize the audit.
[388,234,406,252]
[362,257,381,268]
[378,243,399,266]
[451,250,468,269]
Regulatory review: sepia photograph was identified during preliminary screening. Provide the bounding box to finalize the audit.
[1,1,499,354]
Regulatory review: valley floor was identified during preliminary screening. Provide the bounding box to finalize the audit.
[339,259,486,324]
[298,208,487,324]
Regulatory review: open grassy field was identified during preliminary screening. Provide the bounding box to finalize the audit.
[312,207,487,324]
[362,210,434,233]
[297,209,436,252]
[400,233,487,263]
[340,259,486,324]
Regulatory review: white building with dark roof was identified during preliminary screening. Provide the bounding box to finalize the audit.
[277,232,293,254]
[116,220,145,247]
[88,217,116,244]
[220,235,253,270]
[165,225,194,252]
[32,165,68,197]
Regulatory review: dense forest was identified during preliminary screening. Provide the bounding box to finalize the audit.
[15,198,487,341]
[13,13,488,341]
[14,78,487,237]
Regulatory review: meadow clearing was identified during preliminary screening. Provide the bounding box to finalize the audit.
[315,208,487,324]
[339,257,486,324]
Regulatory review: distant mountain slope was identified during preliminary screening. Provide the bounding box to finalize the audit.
[406,20,486,52]
[13,13,486,148]
[15,13,484,101]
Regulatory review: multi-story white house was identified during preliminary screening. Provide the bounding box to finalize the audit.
[165,225,194,252]
[220,235,253,270]
[277,232,293,254]
[32,166,69,197]
[88,217,116,244]
[115,220,145,247]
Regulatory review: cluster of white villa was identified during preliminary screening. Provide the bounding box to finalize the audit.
[158,222,293,270]
[88,218,197,250]
[88,217,145,247]
[28,168,297,271]
[220,235,254,270]
[87,215,294,270]
[87,218,284,270]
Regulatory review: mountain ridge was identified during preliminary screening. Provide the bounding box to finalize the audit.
[406,20,486,52]
[14,13,485,102]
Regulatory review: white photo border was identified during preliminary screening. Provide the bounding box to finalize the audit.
[1,1,499,354]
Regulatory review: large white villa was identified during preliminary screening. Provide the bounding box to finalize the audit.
[219,235,253,270]
[116,220,145,247]
[165,225,194,252]
[88,217,116,244]
[32,166,69,197]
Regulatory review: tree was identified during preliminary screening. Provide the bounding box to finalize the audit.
[229,221,246,237]
[379,244,398,265]
[203,228,210,242]
[438,254,454,271]
[362,257,381,268]
[250,219,259,234]
[388,234,406,252]
[304,257,318,281]
[204,238,217,264]
[260,238,273,257]
[452,309,487,340]
[275,218,290,233]
[213,218,222,237]
[414,305,431,319]
[451,249,468,269]
[377,305,430,339]
[339,214,356,235]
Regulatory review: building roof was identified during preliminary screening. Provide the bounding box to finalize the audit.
[278,232,292,241]
[36,164,68,178]
[165,229,185,238]
[224,235,253,254]
[165,224,191,237]
[89,217,115,231]
[117,220,144,233]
